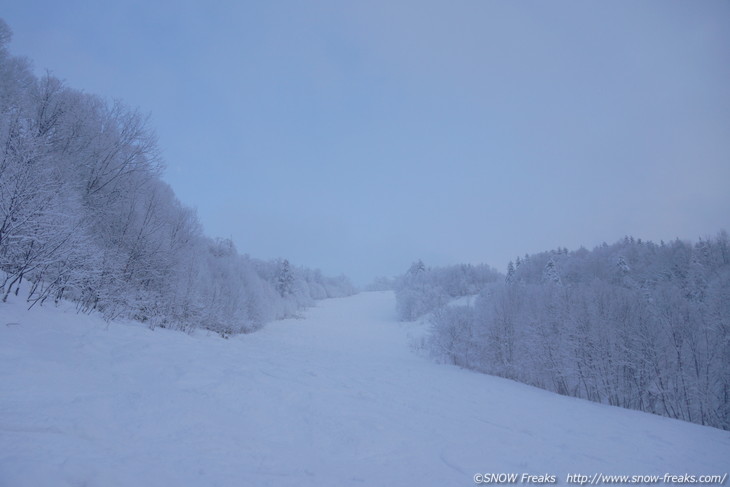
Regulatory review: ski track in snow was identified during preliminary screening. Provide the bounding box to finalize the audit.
[1,291,728,487]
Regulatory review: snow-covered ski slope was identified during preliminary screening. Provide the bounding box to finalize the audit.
[1,291,728,487]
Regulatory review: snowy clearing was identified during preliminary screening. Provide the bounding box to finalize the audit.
[1,291,728,487]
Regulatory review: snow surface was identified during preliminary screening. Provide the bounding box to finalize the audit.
[1,291,728,487]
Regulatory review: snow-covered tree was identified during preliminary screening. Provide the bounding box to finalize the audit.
[0,17,355,335]
[418,234,730,430]
[276,259,294,297]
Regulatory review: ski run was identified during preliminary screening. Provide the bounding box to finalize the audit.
[1,291,728,486]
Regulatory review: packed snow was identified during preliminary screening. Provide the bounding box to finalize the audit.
[1,291,728,487]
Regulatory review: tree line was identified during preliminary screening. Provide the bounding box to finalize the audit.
[0,19,354,335]
[397,234,730,430]
[394,260,501,320]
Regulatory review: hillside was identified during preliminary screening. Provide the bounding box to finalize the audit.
[1,292,728,487]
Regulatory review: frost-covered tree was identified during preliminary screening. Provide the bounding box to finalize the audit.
[276,259,294,297]
[542,258,561,285]
[394,260,501,321]
[505,261,515,285]
[0,18,355,335]
[419,234,730,430]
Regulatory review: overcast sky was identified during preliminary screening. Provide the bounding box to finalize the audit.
[4,1,729,285]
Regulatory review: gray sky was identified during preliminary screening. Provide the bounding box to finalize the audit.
[4,1,729,285]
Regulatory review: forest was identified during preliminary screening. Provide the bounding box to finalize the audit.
[396,234,730,430]
[0,20,354,335]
